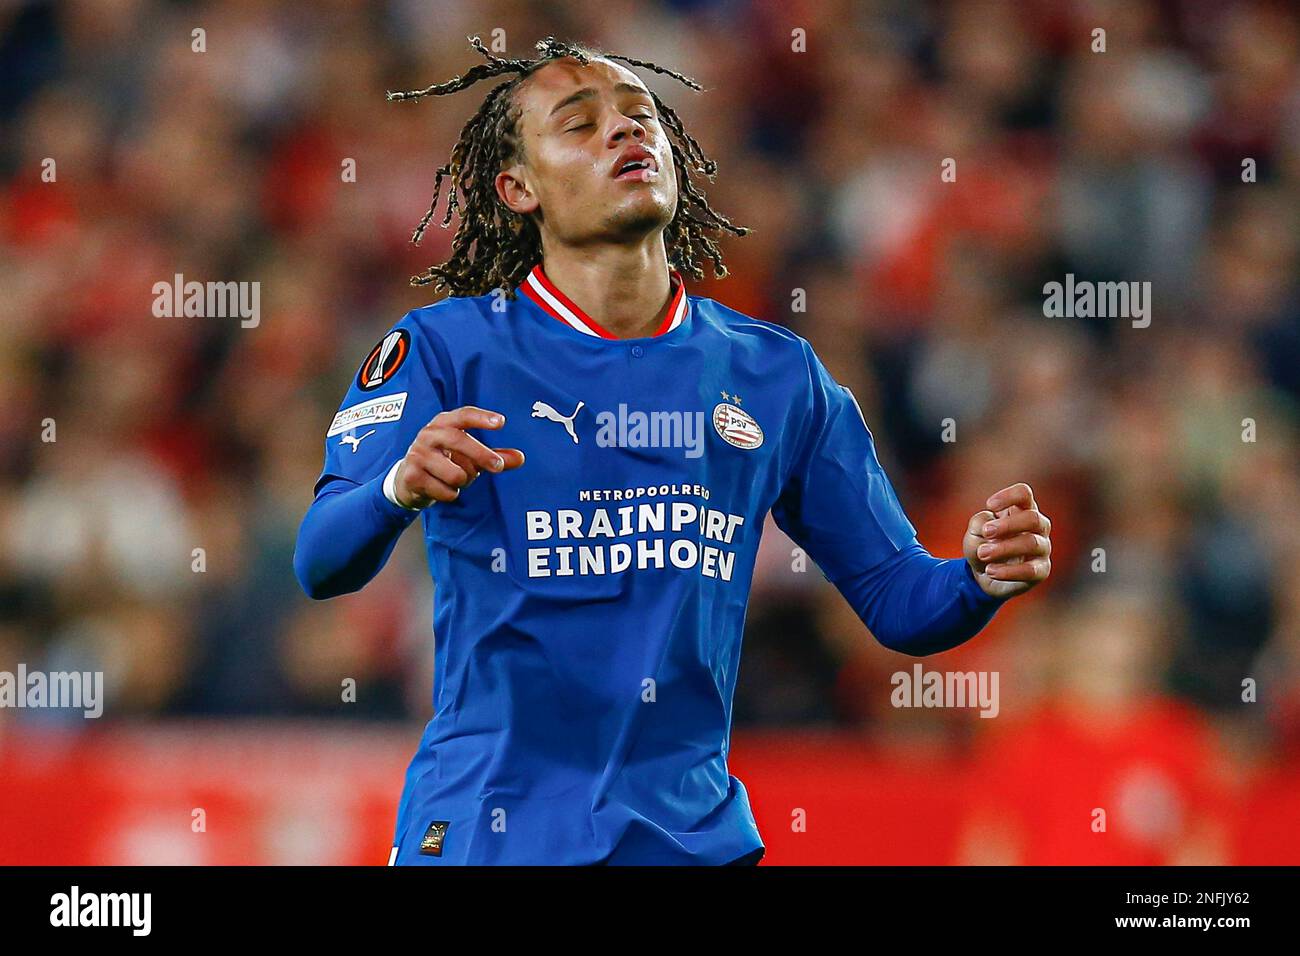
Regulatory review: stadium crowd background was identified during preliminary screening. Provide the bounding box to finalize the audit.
[1,0,1298,864]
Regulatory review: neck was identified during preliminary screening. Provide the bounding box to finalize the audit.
[538,237,673,339]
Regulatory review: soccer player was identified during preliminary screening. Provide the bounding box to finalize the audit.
[293,37,1052,865]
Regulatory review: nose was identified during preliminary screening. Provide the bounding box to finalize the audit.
[606,111,646,146]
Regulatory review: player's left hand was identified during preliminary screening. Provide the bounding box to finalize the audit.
[963,483,1051,599]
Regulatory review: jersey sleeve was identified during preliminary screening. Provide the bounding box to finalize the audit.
[314,310,454,497]
[771,339,1007,655]
[294,311,455,600]
[771,339,919,583]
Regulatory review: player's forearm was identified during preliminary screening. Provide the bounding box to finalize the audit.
[835,543,1008,656]
[293,470,421,600]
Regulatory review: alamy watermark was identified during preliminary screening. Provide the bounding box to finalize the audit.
[0,664,103,718]
[151,272,260,327]
[1042,273,1151,328]
[50,886,150,936]
[532,401,708,459]
[891,664,999,718]
[595,405,706,459]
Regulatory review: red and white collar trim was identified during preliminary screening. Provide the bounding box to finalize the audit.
[519,263,689,339]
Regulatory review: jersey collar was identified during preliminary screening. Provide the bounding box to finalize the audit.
[518,262,689,339]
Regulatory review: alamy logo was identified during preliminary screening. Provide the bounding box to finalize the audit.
[50,886,151,936]
[891,665,1000,718]
[1042,273,1151,328]
[151,272,260,328]
[0,665,102,718]
[532,399,710,459]
[532,400,584,443]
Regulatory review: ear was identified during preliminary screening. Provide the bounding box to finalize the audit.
[496,164,539,217]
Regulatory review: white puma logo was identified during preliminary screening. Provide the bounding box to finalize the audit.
[532,400,584,444]
[339,429,376,452]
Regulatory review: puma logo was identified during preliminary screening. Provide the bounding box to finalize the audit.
[339,429,376,452]
[532,400,584,444]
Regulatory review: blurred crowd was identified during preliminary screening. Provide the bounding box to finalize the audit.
[1,0,1298,806]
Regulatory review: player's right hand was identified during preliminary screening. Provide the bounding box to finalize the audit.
[393,406,525,508]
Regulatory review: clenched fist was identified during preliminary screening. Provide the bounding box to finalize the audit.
[963,482,1052,599]
[393,406,525,508]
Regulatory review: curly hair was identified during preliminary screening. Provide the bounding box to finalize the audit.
[385,35,748,297]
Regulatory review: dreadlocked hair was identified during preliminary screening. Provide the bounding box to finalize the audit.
[385,35,749,297]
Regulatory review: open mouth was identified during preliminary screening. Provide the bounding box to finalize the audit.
[613,151,660,182]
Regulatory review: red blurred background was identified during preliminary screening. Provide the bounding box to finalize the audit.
[2,0,1299,864]
[4,713,1298,864]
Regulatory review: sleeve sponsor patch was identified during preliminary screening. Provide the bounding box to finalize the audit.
[357,329,410,391]
[327,392,408,437]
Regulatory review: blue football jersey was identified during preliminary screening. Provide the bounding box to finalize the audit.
[313,264,923,865]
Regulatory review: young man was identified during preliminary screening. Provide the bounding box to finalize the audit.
[294,37,1052,865]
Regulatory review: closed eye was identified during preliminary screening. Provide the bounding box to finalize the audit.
[564,112,653,133]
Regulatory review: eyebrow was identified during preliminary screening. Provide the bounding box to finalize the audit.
[548,82,652,118]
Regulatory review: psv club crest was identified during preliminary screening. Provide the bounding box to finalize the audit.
[712,396,763,450]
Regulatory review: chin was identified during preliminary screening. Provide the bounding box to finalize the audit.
[606,194,675,238]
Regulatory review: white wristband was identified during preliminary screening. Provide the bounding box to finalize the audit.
[382,458,420,511]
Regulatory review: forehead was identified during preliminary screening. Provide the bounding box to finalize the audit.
[515,56,650,124]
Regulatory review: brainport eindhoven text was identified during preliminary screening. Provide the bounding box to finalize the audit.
[525,497,745,580]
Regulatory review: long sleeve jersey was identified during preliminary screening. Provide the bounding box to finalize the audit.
[294,264,1007,865]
